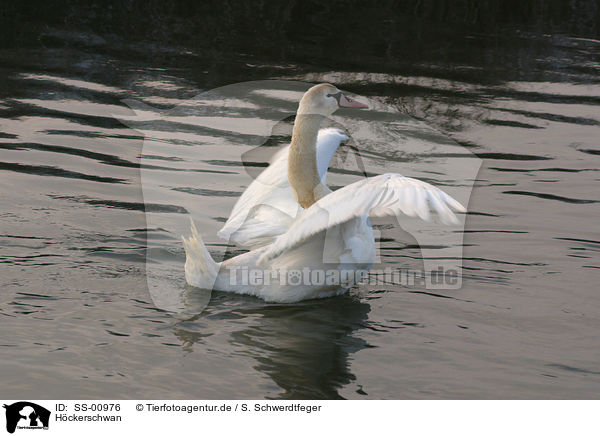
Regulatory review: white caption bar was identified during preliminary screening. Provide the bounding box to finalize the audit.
[0,400,596,436]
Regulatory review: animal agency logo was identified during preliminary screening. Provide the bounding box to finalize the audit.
[3,402,50,434]
[117,80,481,312]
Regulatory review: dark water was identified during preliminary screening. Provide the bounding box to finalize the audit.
[1,16,599,399]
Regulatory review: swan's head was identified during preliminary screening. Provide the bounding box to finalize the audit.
[297,83,367,116]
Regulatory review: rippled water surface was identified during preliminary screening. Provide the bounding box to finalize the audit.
[1,29,599,399]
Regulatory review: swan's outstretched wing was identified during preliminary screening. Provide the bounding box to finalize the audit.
[217,145,293,247]
[258,173,466,264]
[218,128,348,248]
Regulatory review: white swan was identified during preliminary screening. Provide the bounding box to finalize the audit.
[183,83,466,303]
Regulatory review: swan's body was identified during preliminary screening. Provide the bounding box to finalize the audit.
[183,84,465,303]
[217,127,348,248]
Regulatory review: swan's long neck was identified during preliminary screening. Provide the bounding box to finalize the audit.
[288,114,328,209]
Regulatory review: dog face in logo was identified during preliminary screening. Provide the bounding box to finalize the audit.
[17,407,35,426]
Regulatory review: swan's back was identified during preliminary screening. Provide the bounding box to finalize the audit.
[217,128,348,248]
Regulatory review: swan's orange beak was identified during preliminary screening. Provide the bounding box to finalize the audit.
[339,93,368,109]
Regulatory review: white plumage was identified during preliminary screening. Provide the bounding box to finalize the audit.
[183,84,466,303]
[257,173,465,266]
[217,127,348,248]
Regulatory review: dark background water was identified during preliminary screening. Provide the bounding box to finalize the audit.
[1,1,599,399]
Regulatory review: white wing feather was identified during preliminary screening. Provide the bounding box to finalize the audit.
[258,173,466,265]
[218,128,348,247]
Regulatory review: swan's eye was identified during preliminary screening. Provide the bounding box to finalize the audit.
[327,92,342,103]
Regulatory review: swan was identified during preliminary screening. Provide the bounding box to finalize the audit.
[182,83,466,303]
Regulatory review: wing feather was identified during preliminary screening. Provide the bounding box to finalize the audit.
[218,128,348,247]
[258,173,466,264]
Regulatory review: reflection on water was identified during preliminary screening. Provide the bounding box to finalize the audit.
[174,294,371,399]
[1,21,599,399]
